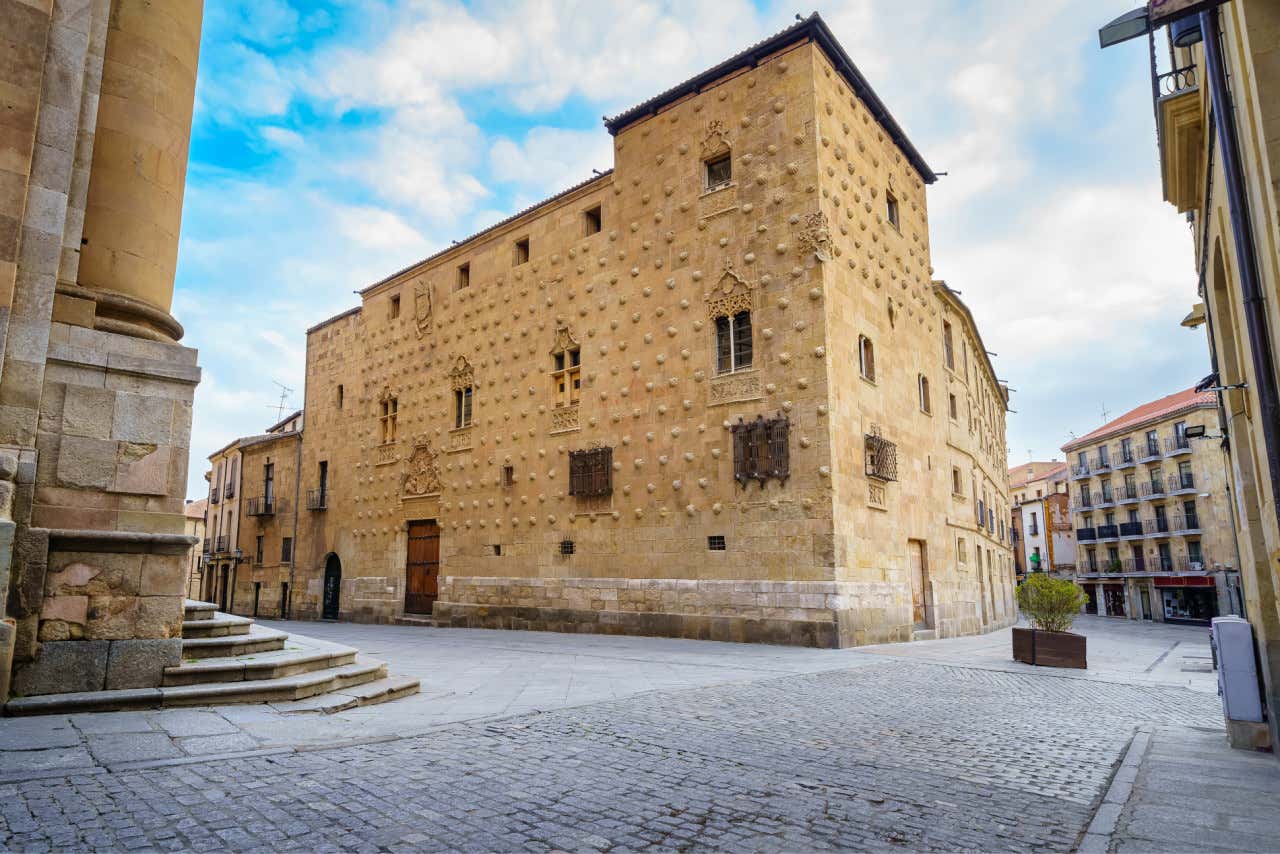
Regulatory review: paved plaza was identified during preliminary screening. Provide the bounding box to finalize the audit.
[0,616,1277,851]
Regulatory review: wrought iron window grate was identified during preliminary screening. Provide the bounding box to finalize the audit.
[865,427,898,482]
[731,413,790,487]
[568,447,612,497]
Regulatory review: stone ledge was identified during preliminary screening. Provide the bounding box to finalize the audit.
[43,529,197,554]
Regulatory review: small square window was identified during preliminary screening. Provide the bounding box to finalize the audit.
[502,465,514,487]
[492,544,502,556]
[705,153,732,190]
[708,535,726,551]
[513,237,529,266]
[886,191,900,229]
[456,262,470,290]
[560,539,575,556]
[583,205,602,235]
[389,294,400,320]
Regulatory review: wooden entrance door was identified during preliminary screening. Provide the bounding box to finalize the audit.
[405,520,440,615]
[908,539,930,627]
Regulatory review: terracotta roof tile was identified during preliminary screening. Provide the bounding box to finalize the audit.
[1061,387,1215,452]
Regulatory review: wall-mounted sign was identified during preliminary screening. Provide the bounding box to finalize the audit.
[1148,0,1228,26]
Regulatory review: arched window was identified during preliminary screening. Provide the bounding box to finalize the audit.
[918,374,931,414]
[858,335,875,382]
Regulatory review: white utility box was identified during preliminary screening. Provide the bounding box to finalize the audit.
[1212,616,1263,723]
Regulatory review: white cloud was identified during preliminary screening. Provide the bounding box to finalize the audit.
[489,127,612,196]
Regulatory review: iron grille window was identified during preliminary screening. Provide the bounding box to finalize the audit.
[560,540,575,556]
[569,447,612,497]
[865,429,898,482]
[708,535,726,551]
[731,414,789,487]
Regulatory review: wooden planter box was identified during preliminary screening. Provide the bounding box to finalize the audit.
[1012,627,1087,669]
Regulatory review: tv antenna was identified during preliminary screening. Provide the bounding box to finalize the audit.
[267,381,294,423]
[1100,403,1111,423]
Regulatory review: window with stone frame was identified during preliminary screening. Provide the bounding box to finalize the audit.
[379,394,398,443]
[885,189,900,230]
[731,414,789,487]
[858,335,876,382]
[454,386,473,429]
[704,152,732,190]
[714,310,752,374]
[568,447,612,497]
[918,374,931,414]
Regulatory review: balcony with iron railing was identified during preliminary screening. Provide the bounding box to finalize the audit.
[1097,524,1120,541]
[1172,513,1201,534]
[1114,446,1137,469]
[224,479,236,499]
[1077,527,1097,542]
[1071,462,1091,480]
[1118,521,1145,538]
[306,488,328,511]
[1092,453,1112,473]
[245,496,275,517]
[1123,556,1148,573]
[214,535,229,553]
[1174,555,1209,573]
[1168,472,1196,494]
[1116,483,1140,503]
[201,538,210,554]
[210,485,220,504]
[1027,523,1039,537]
[1077,494,1094,509]
[1139,439,1162,463]
[1165,434,1192,456]
[1143,517,1171,536]
[1095,489,1116,509]
[1139,480,1167,500]
[1155,63,1202,212]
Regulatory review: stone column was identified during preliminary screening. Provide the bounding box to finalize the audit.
[72,0,203,342]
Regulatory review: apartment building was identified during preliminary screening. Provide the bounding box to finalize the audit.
[1008,462,1073,578]
[202,411,302,614]
[1061,388,1236,625]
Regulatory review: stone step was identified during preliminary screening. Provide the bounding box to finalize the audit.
[184,599,218,621]
[4,657,392,716]
[180,624,287,659]
[182,613,253,639]
[273,674,421,714]
[165,641,357,686]
[912,628,938,642]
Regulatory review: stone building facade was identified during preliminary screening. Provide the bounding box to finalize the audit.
[1061,388,1238,625]
[200,411,301,618]
[0,1,203,697]
[1130,0,1279,746]
[277,15,1014,647]
[181,497,205,599]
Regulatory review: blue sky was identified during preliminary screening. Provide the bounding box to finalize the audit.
[176,0,1204,497]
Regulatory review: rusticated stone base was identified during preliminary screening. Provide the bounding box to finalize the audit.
[433,602,846,648]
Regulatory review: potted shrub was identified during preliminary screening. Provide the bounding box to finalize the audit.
[1012,574,1088,669]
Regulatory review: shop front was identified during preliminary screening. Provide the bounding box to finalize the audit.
[1102,583,1127,618]
[1156,576,1218,625]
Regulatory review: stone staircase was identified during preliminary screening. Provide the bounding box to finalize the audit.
[5,600,419,716]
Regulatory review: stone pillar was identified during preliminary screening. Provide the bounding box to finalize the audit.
[74,0,203,342]
[1095,583,1106,615]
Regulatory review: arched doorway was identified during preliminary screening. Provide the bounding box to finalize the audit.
[322,554,341,620]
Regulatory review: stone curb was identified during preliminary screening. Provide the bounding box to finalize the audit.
[1077,726,1152,853]
[0,766,105,784]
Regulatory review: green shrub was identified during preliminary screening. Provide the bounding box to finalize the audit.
[1016,573,1086,634]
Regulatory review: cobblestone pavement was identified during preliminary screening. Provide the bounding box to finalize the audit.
[0,654,1227,853]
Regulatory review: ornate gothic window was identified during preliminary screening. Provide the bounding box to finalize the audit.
[706,267,754,377]
[379,391,398,444]
[550,326,581,408]
[449,356,475,429]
